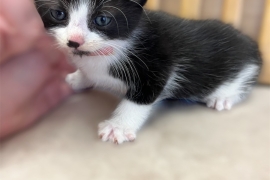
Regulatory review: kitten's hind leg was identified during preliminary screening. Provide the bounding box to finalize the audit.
[204,64,259,111]
[66,70,92,91]
[98,99,153,144]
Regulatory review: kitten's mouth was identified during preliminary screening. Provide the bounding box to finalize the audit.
[72,47,114,57]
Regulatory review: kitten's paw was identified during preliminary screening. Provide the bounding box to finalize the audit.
[98,121,136,144]
[206,98,233,111]
[65,73,88,91]
[66,74,80,91]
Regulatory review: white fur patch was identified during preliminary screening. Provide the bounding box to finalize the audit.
[68,52,128,96]
[52,1,137,95]
[204,64,259,111]
[65,70,90,91]
[158,61,191,100]
[49,1,106,53]
[98,99,153,144]
[160,70,187,99]
[65,36,132,96]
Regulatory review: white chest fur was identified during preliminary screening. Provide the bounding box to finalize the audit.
[67,54,128,96]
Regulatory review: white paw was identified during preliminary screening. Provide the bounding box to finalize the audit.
[206,98,233,111]
[98,121,136,144]
[65,73,85,91]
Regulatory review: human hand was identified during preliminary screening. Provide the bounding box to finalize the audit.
[0,0,75,139]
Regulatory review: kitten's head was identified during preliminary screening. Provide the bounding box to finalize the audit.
[35,0,147,56]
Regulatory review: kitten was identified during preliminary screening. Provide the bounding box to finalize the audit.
[35,0,262,144]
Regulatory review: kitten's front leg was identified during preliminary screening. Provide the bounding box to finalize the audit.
[66,70,92,91]
[99,99,153,144]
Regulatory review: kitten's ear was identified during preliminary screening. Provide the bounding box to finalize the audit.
[133,0,147,6]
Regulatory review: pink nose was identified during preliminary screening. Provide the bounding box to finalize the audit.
[67,35,85,48]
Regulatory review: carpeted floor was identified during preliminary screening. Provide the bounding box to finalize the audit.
[0,86,269,180]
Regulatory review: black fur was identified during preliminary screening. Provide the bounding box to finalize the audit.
[35,0,262,105]
[119,11,262,104]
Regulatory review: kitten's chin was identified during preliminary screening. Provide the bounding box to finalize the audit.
[72,47,114,57]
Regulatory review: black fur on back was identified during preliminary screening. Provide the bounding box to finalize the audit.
[109,11,262,104]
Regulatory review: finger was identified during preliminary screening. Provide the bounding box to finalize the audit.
[29,77,72,121]
[0,16,15,60]
[0,77,72,139]
[0,0,45,63]
[34,35,76,73]
[0,49,69,118]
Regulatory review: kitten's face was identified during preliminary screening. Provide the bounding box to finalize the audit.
[35,0,147,56]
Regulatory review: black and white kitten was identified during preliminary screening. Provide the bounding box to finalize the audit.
[35,0,262,144]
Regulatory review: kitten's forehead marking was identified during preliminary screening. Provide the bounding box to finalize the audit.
[70,2,89,22]
[70,0,90,12]
[68,0,97,13]
[68,1,90,37]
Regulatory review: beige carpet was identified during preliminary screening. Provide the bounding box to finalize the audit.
[0,86,269,180]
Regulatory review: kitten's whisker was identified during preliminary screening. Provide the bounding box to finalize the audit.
[61,0,69,10]
[96,49,125,89]
[96,0,113,11]
[35,0,69,12]
[98,41,141,88]
[103,6,129,32]
[103,0,112,5]
[113,48,141,86]
[109,54,133,87]
[36,3,54,10]
[99,42,147,87]
[97,47,130,87]
[97,48,117,71]
[101,41,149,71]
[93,0,97,11]
[96,42,136,84]
[119,60,132,87]
[129,0,152,24]
[109,54,131,87]
[41,9,51,17]
[101,10,120,36]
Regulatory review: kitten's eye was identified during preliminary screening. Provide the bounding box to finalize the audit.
[94,16,112,26]
[50,9,66,21]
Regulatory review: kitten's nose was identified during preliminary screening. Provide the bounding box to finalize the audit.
[67,40,80,48]
[67,36,85,49]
